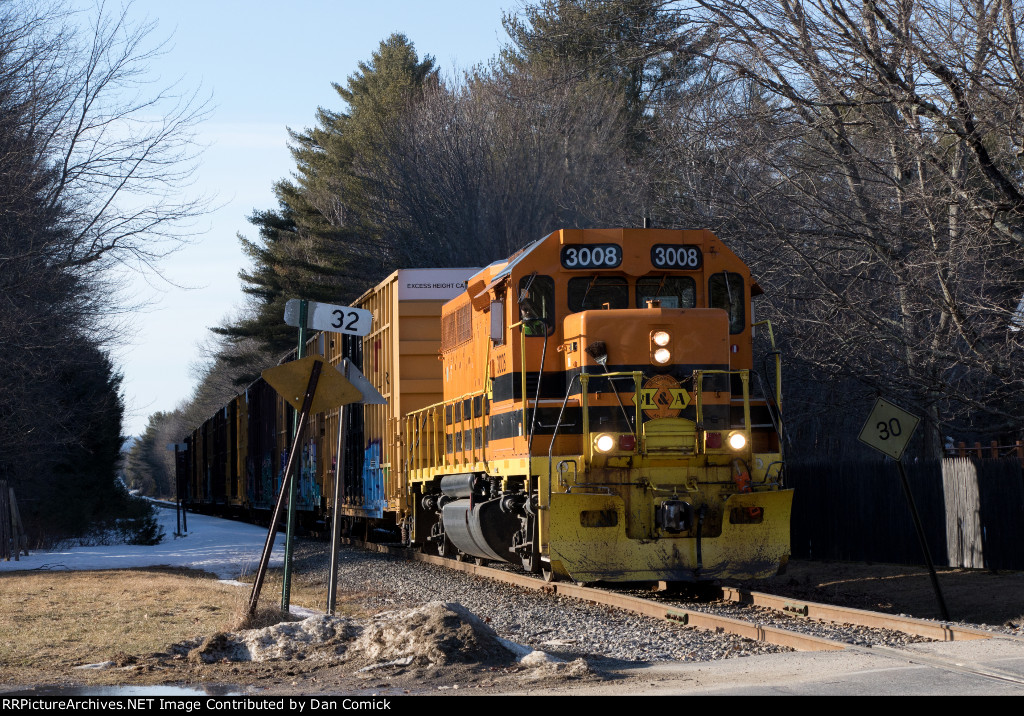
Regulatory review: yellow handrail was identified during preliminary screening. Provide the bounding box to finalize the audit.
[579,371,644,465]
[753,319,783,445]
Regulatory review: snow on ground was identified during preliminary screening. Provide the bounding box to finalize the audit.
[0,505,282,579]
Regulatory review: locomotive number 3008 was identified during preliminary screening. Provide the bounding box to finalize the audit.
[652,244,703,269]
[560,244,622,269]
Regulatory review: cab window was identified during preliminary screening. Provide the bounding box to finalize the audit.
[568,276,629,312]
[709,272,745,334]
[518,274,555,336]
[637,276,696,309]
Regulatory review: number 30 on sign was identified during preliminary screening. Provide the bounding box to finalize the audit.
[857,398,921,460]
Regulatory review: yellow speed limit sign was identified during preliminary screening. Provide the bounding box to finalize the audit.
[858,398,920,460]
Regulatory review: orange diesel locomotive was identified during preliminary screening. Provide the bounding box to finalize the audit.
[184,228,791,583]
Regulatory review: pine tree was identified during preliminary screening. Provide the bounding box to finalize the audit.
[502,0,710,148]
[218,35,438,359]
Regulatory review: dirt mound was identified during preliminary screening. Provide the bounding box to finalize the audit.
[354,601,515,667]
[187,615,354,663]
[179,602,517,669]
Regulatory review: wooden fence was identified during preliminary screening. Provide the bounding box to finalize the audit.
[0,480,28,561]
[787,458,1024,570]
[948,440,1024,459]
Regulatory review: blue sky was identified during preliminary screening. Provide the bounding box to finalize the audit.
[102,1,513,435]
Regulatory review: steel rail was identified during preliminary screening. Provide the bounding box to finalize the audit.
[715,586,1024,643]
[364,539,1024,689]
[337,537,1024,681]
[342,540,843,652]
[328,538,1024,687]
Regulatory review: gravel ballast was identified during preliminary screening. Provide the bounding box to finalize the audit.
[285,540,976,664]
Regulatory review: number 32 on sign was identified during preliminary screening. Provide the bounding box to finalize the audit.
[857,398,920,460]
[284,298,372,337]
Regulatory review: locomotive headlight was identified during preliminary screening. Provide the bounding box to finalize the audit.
[652,330,671,347]
[653,348,671,364]
[728,431,747,451]
[594,433,615,453]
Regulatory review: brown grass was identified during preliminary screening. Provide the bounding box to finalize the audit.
[0,566,327,679]
[0,569,238,670]
[0,562,382,687]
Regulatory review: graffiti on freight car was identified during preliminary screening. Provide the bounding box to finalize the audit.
[361,440,385,517]
[300,439,321,508]
[260,454,273,505]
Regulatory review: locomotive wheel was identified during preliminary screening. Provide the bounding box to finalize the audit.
[436,535,454,559]
[519,513,541,573]
[541,559,569,583]
[520,547,540,574]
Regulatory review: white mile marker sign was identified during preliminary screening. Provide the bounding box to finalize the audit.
[284,299,372,337]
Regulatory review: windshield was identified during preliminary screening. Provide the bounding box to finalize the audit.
[567,276,628,312]
[636,276,696,309]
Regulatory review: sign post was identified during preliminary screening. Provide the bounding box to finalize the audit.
[281,300,308,612]
[165,443,180,536]
[166,442,187,536]
[858,398,950,621]
[247,359,322,619]
[247,355,364,619]
[327,359,386,615]
[274,299,377,615]
[327,361,351,617]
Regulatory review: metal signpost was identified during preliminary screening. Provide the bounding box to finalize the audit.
[282,300,308,611]
[165,442,187,536]
[267,299,377,615]
[858,398,950,621]
[326,360,386,616]
[247,354,364,618]
[281,299,371,608]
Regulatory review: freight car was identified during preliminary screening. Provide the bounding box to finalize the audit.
[182,228,791,583]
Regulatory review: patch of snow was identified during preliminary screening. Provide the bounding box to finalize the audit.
[289,605,320,619]
[0,506,283,580]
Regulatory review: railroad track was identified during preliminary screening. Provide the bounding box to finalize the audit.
[342,538,1024,687]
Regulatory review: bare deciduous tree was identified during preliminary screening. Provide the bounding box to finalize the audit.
[358,64,643,270]
[659,0,1024,453]
[0,1,208,538]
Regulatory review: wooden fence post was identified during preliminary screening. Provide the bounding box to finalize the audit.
[9,487,26,559]
[0,482,9,561]
[941,458,984,569]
